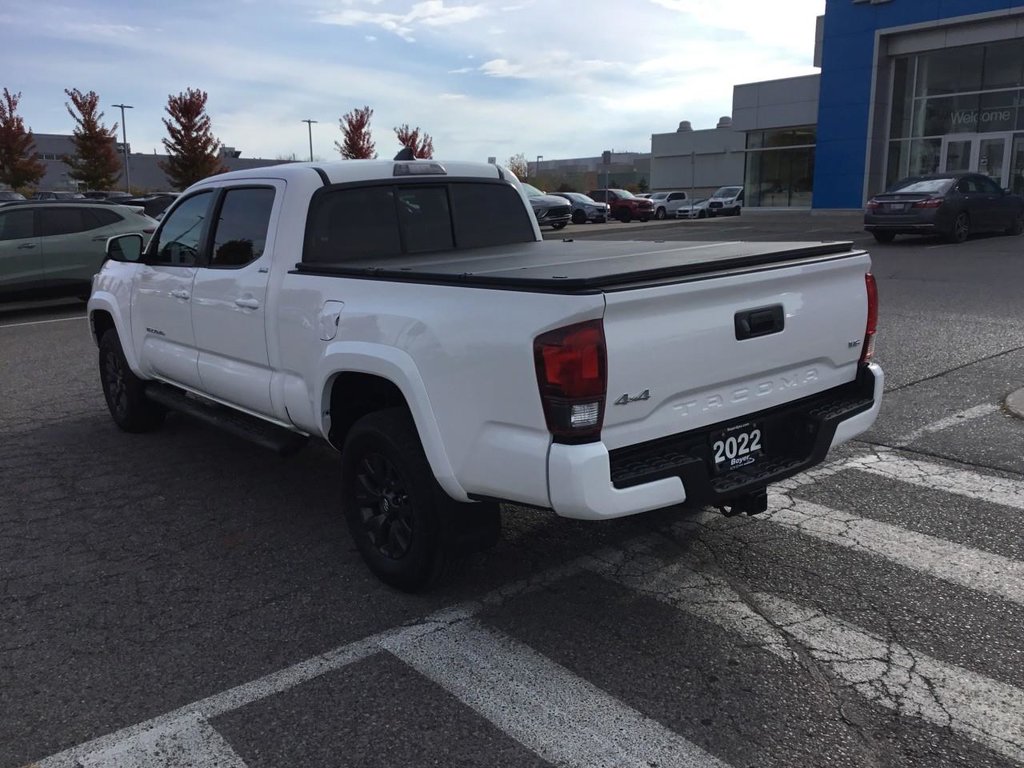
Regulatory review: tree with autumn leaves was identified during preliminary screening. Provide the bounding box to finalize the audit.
[336,105,434,160]
[0,88,45,189]
[63,88,121,190]
[159,88,228,190]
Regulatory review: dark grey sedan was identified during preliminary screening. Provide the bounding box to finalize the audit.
[864,173,1024,244]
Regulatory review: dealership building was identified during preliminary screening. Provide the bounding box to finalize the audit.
[651,0,1024,210]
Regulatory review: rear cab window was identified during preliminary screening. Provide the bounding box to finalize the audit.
[303,180,535,264]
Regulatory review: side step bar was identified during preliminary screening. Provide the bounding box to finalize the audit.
[146,384,308,455]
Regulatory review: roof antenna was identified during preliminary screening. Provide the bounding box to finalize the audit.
[394,146,415,161]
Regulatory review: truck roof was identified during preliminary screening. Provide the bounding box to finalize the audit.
[196,159,509,187]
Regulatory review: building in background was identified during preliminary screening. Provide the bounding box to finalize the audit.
[29,134,289,192]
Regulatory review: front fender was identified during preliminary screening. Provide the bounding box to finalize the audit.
[315,342,466,502]
[87,288,142,377]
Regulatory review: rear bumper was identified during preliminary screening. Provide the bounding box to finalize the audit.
[547,363,883,519]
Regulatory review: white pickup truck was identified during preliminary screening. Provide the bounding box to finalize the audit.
[89,157,883,590]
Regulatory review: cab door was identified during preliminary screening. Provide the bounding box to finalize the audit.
[191,184,280,416]
[130,191,216,390]
[0,207,43,294]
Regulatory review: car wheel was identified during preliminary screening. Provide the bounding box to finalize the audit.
[341,408,499,591]
[733,208,741,216]
[698,210,706,219]
[655,207,666,220]
[872,231,896,244]
[1004,211,1024,236]
[99,329,166,432]
[947,212,970,243]
[618,211,632,223]
[571,210,586,224]
[551,222,567,230]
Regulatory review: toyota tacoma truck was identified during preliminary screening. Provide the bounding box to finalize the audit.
[88,157,883,590]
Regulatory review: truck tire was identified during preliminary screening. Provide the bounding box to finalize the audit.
[98,329,166,433]
[340,408,499,591]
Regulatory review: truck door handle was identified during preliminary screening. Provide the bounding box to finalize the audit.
[234,297,260,309]
[735,305,784,340]
[170,288,191,300]
[17,243,37,249]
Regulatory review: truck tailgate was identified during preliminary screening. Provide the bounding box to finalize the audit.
[600,244,871,451]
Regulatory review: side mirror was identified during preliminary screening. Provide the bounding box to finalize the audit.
[106,233,144,263]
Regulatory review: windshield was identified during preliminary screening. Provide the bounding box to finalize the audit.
[521,183,544,197]
[611,188,637,199]
[887,178,954,194]
[649,192,669,201]
[713,187,741,197]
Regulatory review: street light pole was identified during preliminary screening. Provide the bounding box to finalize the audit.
[536,155,543,181]
[302,119,318,162]
[112,103,133,192]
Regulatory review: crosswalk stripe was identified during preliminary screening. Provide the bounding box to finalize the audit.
[78,715,248,768]
[383,619,734,768]
[755,593,1024,764]
[593,546,1024,764]
[891,403,1001,448]
[763,493,1024,606]
[850,452,1024,510]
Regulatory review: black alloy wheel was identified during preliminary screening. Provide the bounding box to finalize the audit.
[353,452,415,560]
[872,231,896,243]
[98,329,165,432]
[948,212,970,243]
[655,207,667,220]
[1005,211,1024,236]
[572,209,587,224]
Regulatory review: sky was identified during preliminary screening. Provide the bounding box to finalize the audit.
[1,0,826,165]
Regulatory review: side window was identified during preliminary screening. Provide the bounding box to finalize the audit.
[0,209,34,241]
[450,182,535,248]
[209,187,275,268]
[86,208,123,228]
[397,186,454,254]
[150,191,214,266]
[305,186,400,263]
[977,176,1003,194]
[39,207,89,237]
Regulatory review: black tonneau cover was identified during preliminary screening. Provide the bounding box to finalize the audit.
[293,239,860,293]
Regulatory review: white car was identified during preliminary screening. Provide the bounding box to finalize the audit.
[707,186,744,217]
[675,198,710,219]
[648,191,690,220]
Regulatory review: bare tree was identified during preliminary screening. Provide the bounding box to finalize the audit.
[0,88,45,189]
[506,153,528,179]
[159,88,228,190]
[63,88,121,190]
[336,105,376,159]
[394,124,434,159]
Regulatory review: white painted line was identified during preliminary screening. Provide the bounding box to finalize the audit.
[755,593,1024,764]
[384,618,734,768]
[765,494,1024,606]
[852,452,1024,511]
[0,314,86,329]
[78,714,248,768]
[585,542,794,660]
[892,403,1001,447]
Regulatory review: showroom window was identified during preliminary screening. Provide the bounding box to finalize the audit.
[744,127,816,208]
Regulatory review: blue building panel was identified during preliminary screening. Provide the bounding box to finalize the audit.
[813,0,1024,208]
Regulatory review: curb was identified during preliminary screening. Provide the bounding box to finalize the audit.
[1006,388,1024,420]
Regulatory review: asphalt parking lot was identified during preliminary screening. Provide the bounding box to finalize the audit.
[4,211,1024,768]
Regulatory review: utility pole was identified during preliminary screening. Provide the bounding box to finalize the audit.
[536,155,543,181]
[302,119,318,162]
[112,103,133,192]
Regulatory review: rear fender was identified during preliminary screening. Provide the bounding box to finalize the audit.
[316,342,465,502]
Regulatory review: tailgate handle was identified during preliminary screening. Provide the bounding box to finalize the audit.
[735,305,784,340]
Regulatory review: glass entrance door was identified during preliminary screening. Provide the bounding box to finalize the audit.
[941,133,1012,187]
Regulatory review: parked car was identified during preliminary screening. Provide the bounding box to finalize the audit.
[587,188,654,223]
[82,191,134,201]
[864,173,1024,244]
[115,193,181,219]
[0,201,158,301]
[30,190,85,200]
[550,192,609,224]
[707,186,743,217]
[521,183,572,229]
[0,190,25,202]
[675,198,711,219]
[648,191,690,220]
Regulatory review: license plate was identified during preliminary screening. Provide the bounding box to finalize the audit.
[884,202,906,212]
[710,422,764,473]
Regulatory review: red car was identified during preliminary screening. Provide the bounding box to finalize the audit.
[587,188,654,223]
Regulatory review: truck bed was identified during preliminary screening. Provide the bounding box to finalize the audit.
[293,239,861,293]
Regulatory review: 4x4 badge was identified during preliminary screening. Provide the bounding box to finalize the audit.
[614,389,650,406]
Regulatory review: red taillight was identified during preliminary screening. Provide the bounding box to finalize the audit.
[866,199,880,211]
[861,272,878,364]
[912,197,943,209]
[534,320,607,443]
